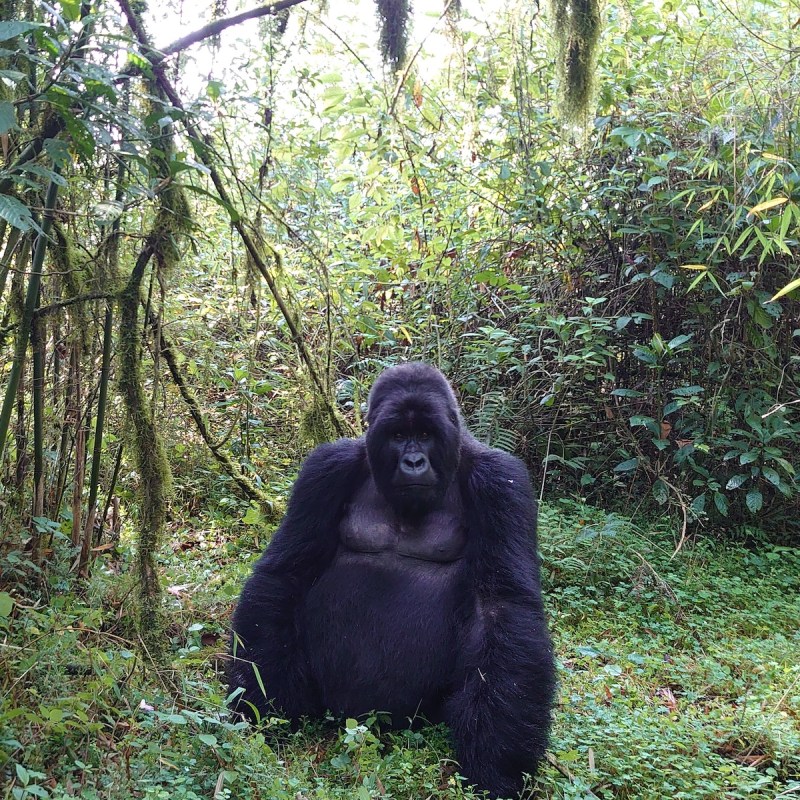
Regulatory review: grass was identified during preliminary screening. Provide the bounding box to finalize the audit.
[1,499,798,799]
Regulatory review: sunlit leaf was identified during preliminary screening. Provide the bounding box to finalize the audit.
[747,197,788,216]
[770,276,800,301]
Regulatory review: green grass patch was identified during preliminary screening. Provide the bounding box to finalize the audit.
[1,501,798,799]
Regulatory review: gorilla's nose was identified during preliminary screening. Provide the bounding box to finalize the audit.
[402,454,427,474]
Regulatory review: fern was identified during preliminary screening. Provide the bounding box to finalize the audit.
[470,390,519,453]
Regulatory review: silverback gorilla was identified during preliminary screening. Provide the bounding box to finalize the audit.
[229,363,555,799]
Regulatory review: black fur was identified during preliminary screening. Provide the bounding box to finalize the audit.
[229,363,555,799]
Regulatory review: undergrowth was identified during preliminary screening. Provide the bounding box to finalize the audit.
[2,501,798,799]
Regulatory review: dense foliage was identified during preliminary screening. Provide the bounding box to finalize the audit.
[0,0,798,797]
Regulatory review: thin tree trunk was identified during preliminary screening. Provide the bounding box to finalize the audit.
[53,369,74,519]
[81,301,113,572]
[31,306,45,559]
[0,177,60,462]
[14,375,27,492]
[99,443,123,546]
[0,226,22,306]
[70,342,85,551]
[119,236,169,658]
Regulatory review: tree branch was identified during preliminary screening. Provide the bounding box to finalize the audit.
[144,305,274,509]
[117,0,348,439]
[158,0,308,59]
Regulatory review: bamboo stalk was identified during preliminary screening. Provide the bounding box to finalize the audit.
[0,177,60,463]
[31,307,45,558]
[81,301,113,572]
[70,342,84,550]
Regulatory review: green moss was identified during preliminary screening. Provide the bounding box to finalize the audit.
[299,392,341,446]
[118,254,171,659]
[552,0,602,120]
[375,0,411,70]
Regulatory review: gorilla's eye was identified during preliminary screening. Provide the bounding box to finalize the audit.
[418,431,431,441]
[392,432,406,442]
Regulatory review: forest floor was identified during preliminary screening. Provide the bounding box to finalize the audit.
[2,500,799,800]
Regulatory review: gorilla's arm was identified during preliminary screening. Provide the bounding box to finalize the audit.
[447,444,555,799]
[229,438,366,721]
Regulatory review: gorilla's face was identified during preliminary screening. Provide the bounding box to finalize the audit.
[365,364,462,517]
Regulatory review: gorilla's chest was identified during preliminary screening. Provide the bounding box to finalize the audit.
[304,481,467,718]
[338,481,466,563]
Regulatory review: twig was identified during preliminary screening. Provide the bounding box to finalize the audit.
[762,398,800,418]
[144,304,273,509]
[544,753,602,799]
[660,477,690,558]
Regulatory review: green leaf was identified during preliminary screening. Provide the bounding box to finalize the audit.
[773,457,795,476]
[0,592,13,617]
[691,493,706,515]
[629,415,660,435]
[63,113,95,159]
[0,193,33,231]
[0,69,26,84]
[15,763,29,784]
[713,492,729,517]
[198,733,217,747]
[725,474,748,490]
[614,457,639,472]
[652,478,668,505]
[611,388,645,398]
[59,0,82,21]
[667,334,693,350]
[770,275,800,301]
[0,100,16,135]
[669,385,704,396]
[43,138,72,168]
[16,163,67,186]
[762,466,781,486]
[746,487,763,513]
[739,450,760,465]
[632,347,657,365]
[0,21,42,41]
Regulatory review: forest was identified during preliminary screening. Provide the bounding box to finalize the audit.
[0,0,798,797]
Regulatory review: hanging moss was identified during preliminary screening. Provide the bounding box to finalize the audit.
[374,0,411,70]
[146,89,193,277]
[116,78,190,659]
[552,0,602,120]
[300,392,341,446]
[118,243,171,659]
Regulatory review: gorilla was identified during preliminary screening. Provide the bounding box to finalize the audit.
[229,363,555,799]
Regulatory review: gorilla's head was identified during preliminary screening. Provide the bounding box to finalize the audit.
[365,363,462,517]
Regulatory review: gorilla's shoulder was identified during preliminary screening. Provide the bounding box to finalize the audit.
[460,435,532,497]
[296,437,367,483]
